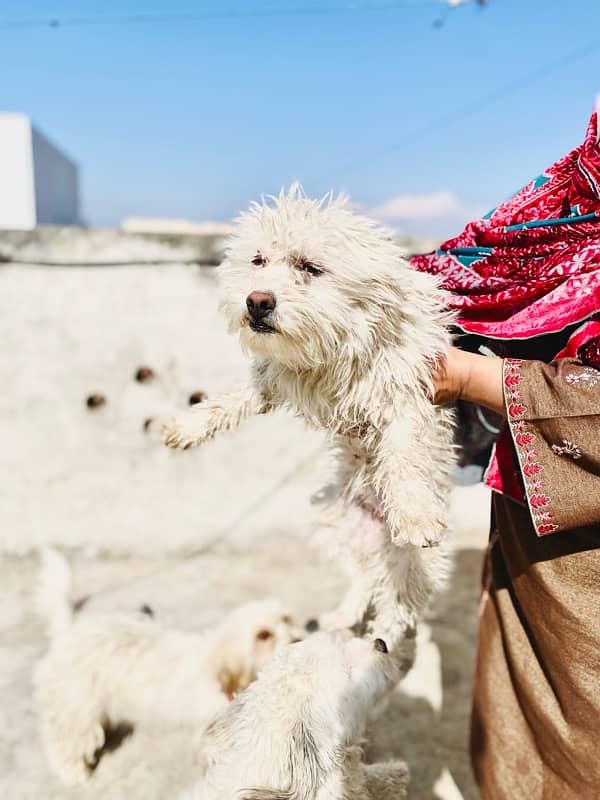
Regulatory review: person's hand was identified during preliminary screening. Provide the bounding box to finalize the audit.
[431,346,506,417]
[431,346,472,405]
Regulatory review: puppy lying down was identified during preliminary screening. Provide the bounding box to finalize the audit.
[33,549,300,785]
[181,631,409,800]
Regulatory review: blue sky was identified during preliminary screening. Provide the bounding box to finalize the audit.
[1,0,599,235]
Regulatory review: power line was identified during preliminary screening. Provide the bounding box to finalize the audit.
[331,38,600,182]
[69,441,327,601]
[0,2,444,31]
[0,441,327,639]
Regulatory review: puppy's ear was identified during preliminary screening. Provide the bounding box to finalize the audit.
[197,694,245,768]
[289,719,323,791]
[215,636,255,698]
[217,666,244,700]
[201,699,239,746]
[241,720,323,800]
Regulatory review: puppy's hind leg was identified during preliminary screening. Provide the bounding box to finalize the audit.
[364,760,410,800]
[312,504,382,634]
[40,712,106,785]
[318,571,374,634]
[342,748,409,800]
[161,386,270,450]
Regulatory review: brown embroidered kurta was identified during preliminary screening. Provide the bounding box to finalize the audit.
[471,359,600,800]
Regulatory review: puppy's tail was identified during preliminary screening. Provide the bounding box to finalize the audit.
[36,547,74,638]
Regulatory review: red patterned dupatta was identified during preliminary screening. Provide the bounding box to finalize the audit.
[410,104,600,503]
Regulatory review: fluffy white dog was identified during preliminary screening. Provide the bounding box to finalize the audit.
[162,186,454,649]
[33,549,301,785]
[181,631,409,800]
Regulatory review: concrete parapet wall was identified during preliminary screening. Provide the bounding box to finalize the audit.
[0,226,227,266]
[0,225,438,266]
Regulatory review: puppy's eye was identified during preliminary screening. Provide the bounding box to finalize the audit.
[251,253,266,267]
[301,261,323,277]
[256,629,274,641]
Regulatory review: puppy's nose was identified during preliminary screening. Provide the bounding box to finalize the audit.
[246,291,276,320]
[374,638,388,654]
[305,618,319,633]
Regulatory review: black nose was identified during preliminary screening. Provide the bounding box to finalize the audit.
[305,618,320,633]
[374,638,388,654]
[246,291,276,320]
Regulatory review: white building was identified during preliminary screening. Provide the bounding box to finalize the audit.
[0,113,80,230]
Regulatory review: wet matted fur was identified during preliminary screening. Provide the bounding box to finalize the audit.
[163,186,455,649]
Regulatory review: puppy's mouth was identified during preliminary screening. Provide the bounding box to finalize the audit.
[248,318,277,334]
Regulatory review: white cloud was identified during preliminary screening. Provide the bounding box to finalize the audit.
[370,190,465,222]
[368,190,486,239]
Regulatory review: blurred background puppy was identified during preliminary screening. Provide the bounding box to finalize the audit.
[33,548,301,785]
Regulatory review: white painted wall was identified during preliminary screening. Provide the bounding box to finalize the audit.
[0,255,489,556]
[0,114,35,229]
[0,114,80,229]
[0,260,327,555]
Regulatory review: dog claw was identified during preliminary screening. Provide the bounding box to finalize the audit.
[421,538,441,549]
[392,530,444,548]
[163,429,188,449]
[421,528,443,548]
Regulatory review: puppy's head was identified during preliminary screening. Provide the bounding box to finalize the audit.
[219,184,433,371]
[215,599,302,700]
[201,632,398,798]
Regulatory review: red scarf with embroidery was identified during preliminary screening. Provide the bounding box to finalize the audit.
[410,105,600,502]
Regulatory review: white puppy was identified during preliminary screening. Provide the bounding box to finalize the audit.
[33,549,301,785]
[162,186,454,647]
[181,632,409,800]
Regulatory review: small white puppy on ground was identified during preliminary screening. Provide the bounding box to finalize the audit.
[181,631,409,800]
[33,548,301,785]
[162,186,454,649]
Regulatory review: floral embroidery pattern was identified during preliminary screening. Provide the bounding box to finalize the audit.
[565,367,600,388]
[576,335,600,369]
[504,359,559,536]
[551,439,582,460]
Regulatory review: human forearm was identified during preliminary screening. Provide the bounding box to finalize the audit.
[433,347,505,417]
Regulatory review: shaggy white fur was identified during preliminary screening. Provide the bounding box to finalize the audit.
[33,548,301,786]
[180,632,410,800]
[162,185,455,649]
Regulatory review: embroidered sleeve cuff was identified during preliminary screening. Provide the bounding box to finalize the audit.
[503,358,600,535]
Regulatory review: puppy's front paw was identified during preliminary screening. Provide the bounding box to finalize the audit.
[365,759,410,798]
[159,411,213,450]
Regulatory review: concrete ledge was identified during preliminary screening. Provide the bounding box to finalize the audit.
[0,225,227,266]
[0,226,439,266]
